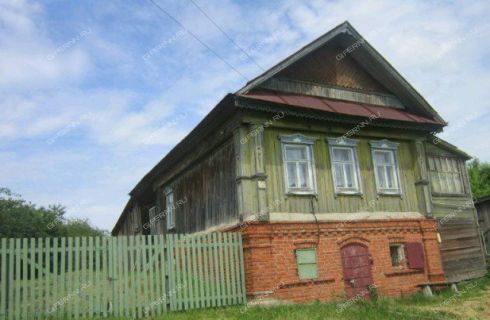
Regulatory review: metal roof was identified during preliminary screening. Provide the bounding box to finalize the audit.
[238,90,444,126]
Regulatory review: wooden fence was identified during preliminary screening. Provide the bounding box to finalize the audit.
[0,233,246,319]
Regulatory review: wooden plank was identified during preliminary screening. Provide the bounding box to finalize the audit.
[74,237,80,319]
[197,234,205,308]
[0,238,7,320]
[223,233,231,305]
[20,239,27,320]
[93,237,99,317]
[87,237,94,318]
[146,236,156,317]
[80,237,87,318]
[121,236,129,317]
[14,238,21,320]
[166,234,175,311]
[7,239,14,320]
[115,236,123,318]
[213,233,223,307]
[135,235,143,318]
[229,233,237,304]
[101,237,108,318]
[180,235,190,310]
[51,238,59,319]
[202,233,210,308]
[66,237,73,319]
[171,234,183,310]
[185,234,194,309]
[141,235,150,316]
[238,232,246,304]
[158,234,167,314]
[191,235,199,309]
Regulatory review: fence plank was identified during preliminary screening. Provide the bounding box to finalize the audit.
[0,239,7,320]
[157,234,167,314]
[101,237,108,318]
[202,234,210,308]
[178,234,187,311]
[196,235,204,308]
[191,235,199,309]
[238,233,246,304]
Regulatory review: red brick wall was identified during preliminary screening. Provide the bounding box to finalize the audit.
[230,219,445,303]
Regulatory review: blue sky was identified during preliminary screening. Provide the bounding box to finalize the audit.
[1,0,489,231]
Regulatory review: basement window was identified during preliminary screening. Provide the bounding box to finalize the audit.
[295,248,318,280]
[389,244,405,267]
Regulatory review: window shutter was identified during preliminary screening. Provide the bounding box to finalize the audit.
[405,242,425,270]
[295,248,318,280]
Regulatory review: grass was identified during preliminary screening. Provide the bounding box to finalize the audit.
[79,269,490,320]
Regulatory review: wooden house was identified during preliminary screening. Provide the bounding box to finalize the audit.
[112,22,486,301]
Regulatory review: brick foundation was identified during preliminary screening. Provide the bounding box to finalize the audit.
[230,219,445,303]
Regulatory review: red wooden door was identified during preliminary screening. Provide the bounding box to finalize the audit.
[340,244,374,299]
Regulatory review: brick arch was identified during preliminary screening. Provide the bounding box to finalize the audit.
[336,236,370,247]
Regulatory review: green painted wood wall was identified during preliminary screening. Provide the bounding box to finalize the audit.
[262,127,420,214]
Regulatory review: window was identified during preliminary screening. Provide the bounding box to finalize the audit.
[389,244,405,267]
[295,248,318,280]
[370,140,401,194]
[280,134,316,194]
[428,156,464,194]
[165,189,175,230]
[328,138,362,194]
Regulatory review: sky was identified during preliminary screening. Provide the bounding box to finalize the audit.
[1,0,489,231]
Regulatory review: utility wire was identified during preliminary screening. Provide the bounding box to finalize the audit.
[148,0,249,81]
[189,0,266,72]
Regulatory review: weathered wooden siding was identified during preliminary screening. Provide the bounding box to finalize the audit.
[276,45,391,93]
[117,204,142,236]
[426,143,487,281]
[476,199,490,254]
[262,127,420,214]
[160,140,238,234]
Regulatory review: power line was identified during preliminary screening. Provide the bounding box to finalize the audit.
[148,0,249,82]
[189,0,266,72]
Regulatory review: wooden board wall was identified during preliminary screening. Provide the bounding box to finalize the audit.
[161,140,238,234]
[426,143,487,281]
[276,45,391,94]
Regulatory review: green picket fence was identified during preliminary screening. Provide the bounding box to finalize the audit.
[0,233,246,319]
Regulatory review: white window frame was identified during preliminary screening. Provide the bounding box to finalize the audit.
[165,188,175,230]
[280,134,317,195]
[370,139,402,195]
[327,138,363,194]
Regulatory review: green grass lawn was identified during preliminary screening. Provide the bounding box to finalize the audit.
[83,270,490,320]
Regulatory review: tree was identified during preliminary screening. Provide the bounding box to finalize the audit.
[0,188,107,238]
[467,159,490,200]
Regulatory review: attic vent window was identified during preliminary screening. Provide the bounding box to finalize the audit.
[165,189,175,230]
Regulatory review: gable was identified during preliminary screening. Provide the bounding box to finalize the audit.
[238,21,446,124]
[274,44,391,94]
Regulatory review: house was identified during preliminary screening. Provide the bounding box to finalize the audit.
[476,195,490,255]
[112,21,487,302]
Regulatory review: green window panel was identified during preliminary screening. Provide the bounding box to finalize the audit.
[296,248,318,280]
